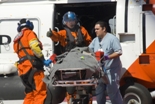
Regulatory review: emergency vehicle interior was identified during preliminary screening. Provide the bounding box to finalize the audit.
[53,2,116,55]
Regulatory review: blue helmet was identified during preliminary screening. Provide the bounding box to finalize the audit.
[62,11,77,25]
[17,18,34,32]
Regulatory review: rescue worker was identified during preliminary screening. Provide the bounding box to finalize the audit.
[89,21,123,104]
[46,11,92,52]
[46,11,92,104]
[13,18,51,104]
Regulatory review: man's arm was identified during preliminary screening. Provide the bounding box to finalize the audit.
[81,26,92,46]
[88,38,95,52]
[28,31,45,61]
[108,52,122,59]
[47,29,67,47]
[108,37,122,59]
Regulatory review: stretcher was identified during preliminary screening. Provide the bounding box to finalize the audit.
[45,65,100,104]
[44,47,107,104]
[52,68,98,86]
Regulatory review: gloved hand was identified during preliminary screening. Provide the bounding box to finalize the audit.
[44,59,52,66]
[104,55,110,60]
[100,55,109,64]
[46,28,52,37]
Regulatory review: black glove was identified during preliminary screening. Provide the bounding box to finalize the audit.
[46,28,52,37]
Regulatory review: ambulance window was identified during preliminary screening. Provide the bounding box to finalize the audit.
[0,18,39,53]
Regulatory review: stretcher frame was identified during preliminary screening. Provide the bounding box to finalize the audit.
[51,68,99,87]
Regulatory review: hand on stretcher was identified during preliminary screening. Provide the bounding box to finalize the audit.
[95,51,109,84]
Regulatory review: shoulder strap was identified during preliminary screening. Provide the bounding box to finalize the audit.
[18,40,34,66]
[76,26,84,44]
[64,27,76,51]
[64,27,75,43]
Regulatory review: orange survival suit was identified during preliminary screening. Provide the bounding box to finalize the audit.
[47,25,92,104]
[48,25,92,52]
[13,28,47,104]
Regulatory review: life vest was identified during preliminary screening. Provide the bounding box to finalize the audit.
[64,25,85,51]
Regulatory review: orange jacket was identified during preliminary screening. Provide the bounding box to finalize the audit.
[13,29,43,75]
[14,29,35,58]
[49,26,92,47]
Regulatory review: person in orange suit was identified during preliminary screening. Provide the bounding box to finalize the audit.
[46,11,92,52]
[13,18,51,104]
[47,11,92,104]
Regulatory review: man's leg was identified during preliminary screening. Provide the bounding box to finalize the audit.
[95,78,106,104]
[33,70,47,104]
[106,69,123,104]
[23,91,34,104]
[66,92,73,104]
[66,86,76,104]
[20,69,34,104]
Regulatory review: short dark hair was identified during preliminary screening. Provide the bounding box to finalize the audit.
[95,21,108,31]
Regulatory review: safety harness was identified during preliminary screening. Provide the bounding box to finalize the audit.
[14,30,43,91]
[17,40,38,91]
[17,40,35,65]
[64,25,86,51]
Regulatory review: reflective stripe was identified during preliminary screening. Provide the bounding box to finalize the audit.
[20,23,27,26]
[29,39,38,46]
